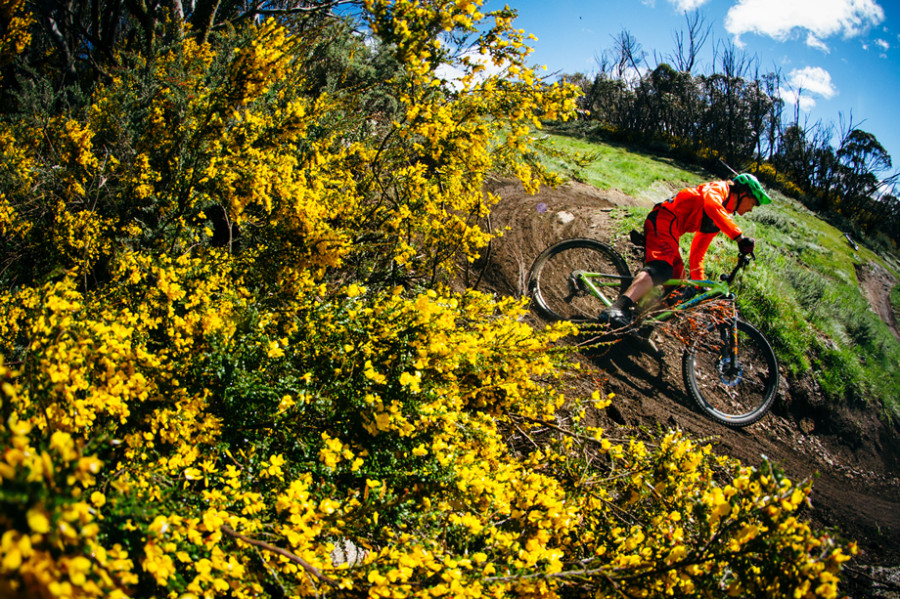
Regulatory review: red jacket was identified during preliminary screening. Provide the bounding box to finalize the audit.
[657,181,742,280]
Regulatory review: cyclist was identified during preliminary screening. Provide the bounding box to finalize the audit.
[599,173,771,329]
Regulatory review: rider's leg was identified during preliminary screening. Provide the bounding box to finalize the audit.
[598,270,653,329]
[600,208,680,328]
[660,253,687,303]
[638,211,682,306]
[600,264,669,328]
[623,270,655,302]
[600,234,677,327]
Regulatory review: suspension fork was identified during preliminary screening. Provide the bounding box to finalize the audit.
[725,295,740,367]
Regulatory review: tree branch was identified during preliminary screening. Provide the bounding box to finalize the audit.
[220,524,341,589]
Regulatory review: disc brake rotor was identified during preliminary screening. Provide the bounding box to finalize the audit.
[717,356,743,387]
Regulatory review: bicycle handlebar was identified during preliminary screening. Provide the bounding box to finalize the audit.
[721,252,754,285]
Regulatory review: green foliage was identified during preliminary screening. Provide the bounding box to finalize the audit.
[0,3,861,598]
[892,284,900,317]
[535,133,706,196]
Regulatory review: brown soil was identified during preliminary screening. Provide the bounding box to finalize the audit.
[856,262,900,342]
[473,178,900,597]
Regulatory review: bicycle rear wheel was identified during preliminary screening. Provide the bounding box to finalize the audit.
[681,320,779,427]
[527,238,631,322]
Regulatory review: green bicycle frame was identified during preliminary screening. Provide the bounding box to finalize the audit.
[579,255,749,366]
[643,277,732,322]
[578,273,731,318]
[579,252,753,324]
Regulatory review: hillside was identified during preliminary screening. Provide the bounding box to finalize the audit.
[474,176,900,596]
[5,4,889,596]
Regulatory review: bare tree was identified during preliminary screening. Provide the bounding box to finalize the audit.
[612,28,645,87]
[669,11,711,73]
[836,115,893,205]
[593,48,616,78]
[759,67,784,162]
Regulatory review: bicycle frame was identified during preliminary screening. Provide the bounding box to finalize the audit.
[577,273,731,320]
[577,254,753,361]
[578,253,751,320]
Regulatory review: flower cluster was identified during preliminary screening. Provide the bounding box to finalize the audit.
[0,0,32,75]
[0,403,137,598]
[0,2,855,598]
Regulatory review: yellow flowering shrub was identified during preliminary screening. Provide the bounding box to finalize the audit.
[0,0,32,74]
[0,275,856,598]
[0,1,855,598]
[0,400,138,598]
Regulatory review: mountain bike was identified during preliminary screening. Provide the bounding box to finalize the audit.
[526,236,779,428]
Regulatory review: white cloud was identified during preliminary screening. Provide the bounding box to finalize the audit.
[805,32,830,53]
[668,0,711,11]
[875,38,890,51]
[434,49,507,91]
[789,66,837,98]
[780,66,838,111]
[724,0,885,47]
[781,89,817,111]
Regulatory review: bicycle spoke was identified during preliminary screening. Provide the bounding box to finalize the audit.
[682,320,779,427]
[528,239,631,322]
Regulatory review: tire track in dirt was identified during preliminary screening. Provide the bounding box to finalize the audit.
[856,261,900,342]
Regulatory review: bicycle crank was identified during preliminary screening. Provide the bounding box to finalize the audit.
[567,270,589,296]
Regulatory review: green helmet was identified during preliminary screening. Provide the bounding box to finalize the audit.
[732,173,772,205]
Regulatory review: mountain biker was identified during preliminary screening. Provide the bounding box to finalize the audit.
[599,173,771,329]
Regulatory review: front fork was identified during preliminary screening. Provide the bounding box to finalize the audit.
[723,297,740,376]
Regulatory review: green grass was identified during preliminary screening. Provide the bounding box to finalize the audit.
[535,134,708,198]
[534,132,900,419]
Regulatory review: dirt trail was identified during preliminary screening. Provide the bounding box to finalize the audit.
[856,262,900,342]
[476,178,900,596]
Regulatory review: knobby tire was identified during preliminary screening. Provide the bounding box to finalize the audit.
[527,239,631,322]
[682,319,779,427]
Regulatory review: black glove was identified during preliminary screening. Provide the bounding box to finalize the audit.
[737,236,755,255]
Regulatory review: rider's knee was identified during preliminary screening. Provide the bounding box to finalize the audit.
[642,260,674,285]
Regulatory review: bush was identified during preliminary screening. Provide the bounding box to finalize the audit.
[0,3,855,598]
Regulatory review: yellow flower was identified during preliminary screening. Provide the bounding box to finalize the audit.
[264,454,285,478]
[26,506,51,534]
[266,339,285,358]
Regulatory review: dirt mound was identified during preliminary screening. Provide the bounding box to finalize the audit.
[476,178,900,596]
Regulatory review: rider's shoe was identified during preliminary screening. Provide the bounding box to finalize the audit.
[599,306,634,330]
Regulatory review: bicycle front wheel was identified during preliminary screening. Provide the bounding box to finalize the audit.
[527,238,631,322]
[681,320,779,427]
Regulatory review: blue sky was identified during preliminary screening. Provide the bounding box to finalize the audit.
[493,0,899,176]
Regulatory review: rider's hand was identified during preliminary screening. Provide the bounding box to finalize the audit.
[737,235,755,255]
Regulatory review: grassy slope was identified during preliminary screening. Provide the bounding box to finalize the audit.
[535,133,900,417]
